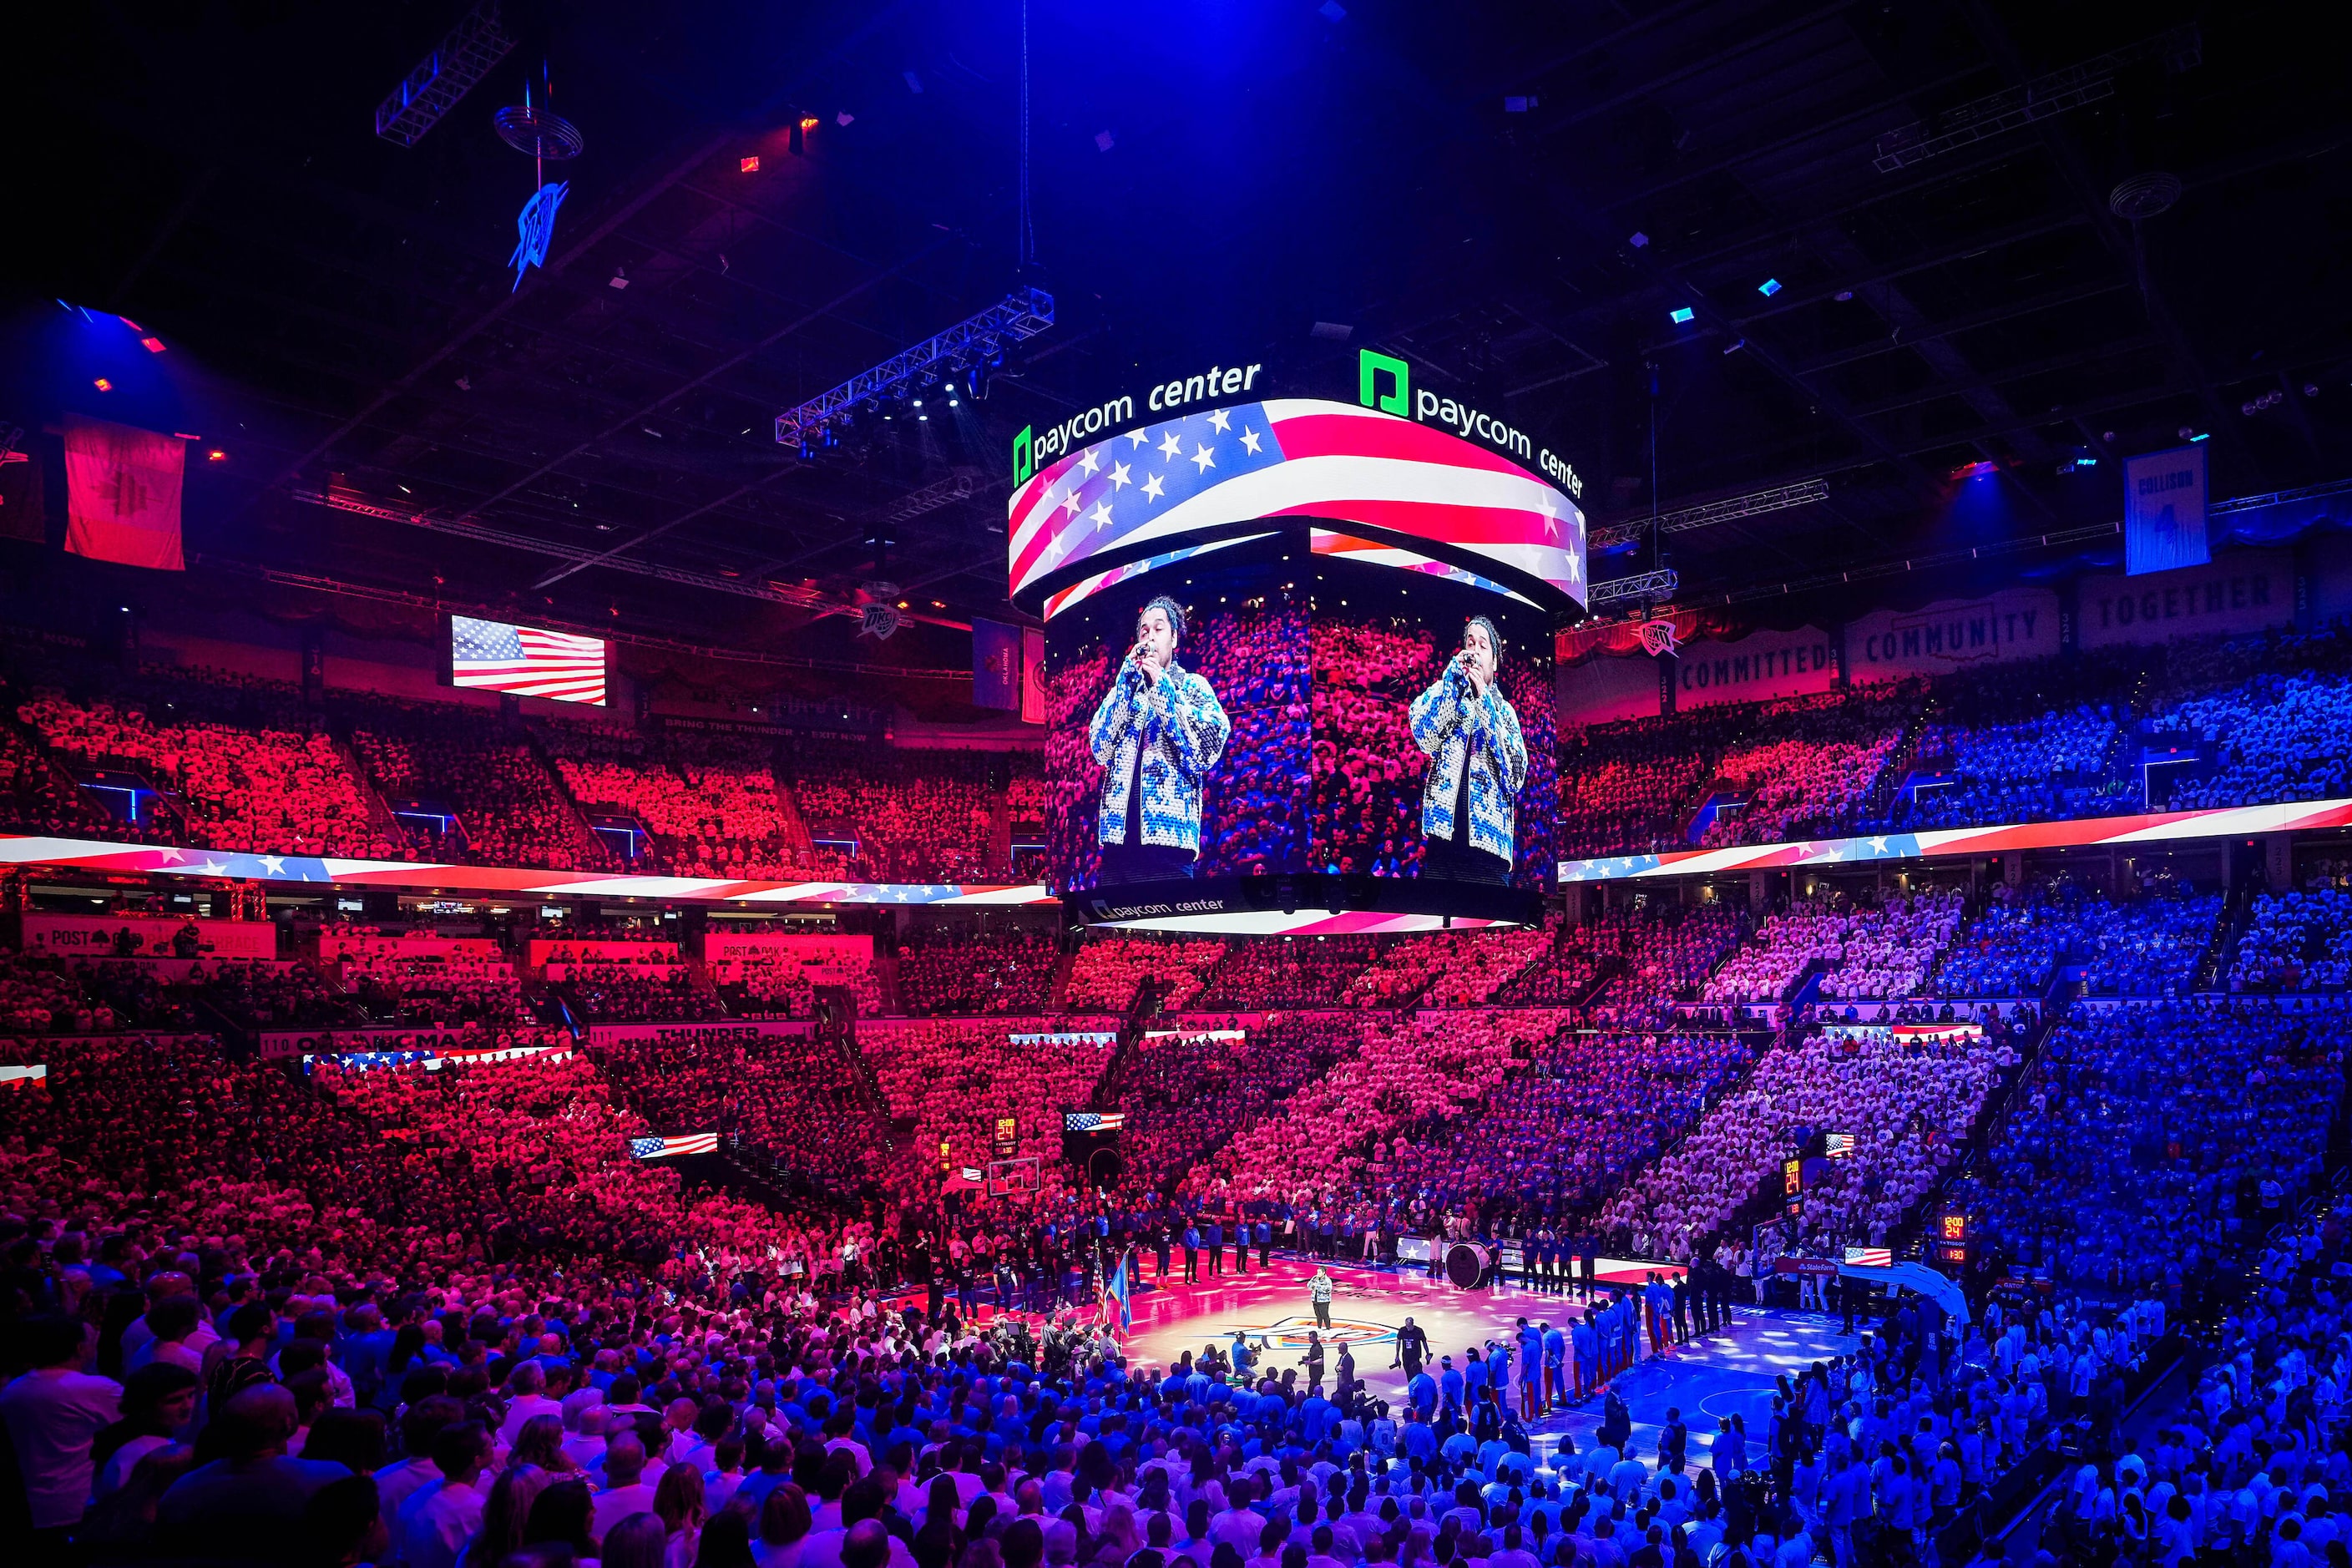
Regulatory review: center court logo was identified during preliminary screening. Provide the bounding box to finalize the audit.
[1211,1313,1396,1349]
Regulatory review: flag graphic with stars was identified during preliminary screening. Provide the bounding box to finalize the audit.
[630,1132,719,1159]
[451,615,608,706]
[1009,399,1585,608]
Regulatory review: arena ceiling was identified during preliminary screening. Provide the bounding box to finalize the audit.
[9,0,2349,656]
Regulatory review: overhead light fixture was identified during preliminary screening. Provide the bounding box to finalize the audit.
[1628,232,1650,249]
[139,336,167,353]
[1669,307,1695,325]
[741,155,760,173]
[1758,278,1782,296]
[837,111,854,126]
[92,378,112,392]
[207,449,227,462]
[609,267,629,290]
[2188,431,2211,443]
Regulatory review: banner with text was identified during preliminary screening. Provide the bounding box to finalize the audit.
[1847,589,2062,685]
[2125,443,2209,577]
[1556,645,1664,728]
[698,931,873,966]
[2079,550,2292,648]
[1673,625,1839,710]
[524,938,682,967]
[19,913,277,961]
[584,1019,812,1049]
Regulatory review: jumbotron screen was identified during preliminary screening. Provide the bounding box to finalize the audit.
[1011,378,1584,932]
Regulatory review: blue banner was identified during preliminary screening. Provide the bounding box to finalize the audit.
[974,618,1022,710]
[2125,443,2208,577]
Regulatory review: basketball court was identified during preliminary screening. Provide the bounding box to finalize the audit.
[1115,1256,1859,1464]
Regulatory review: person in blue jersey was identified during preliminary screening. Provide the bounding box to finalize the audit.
[1087,594,1231,883]
[1409,615,1527,884]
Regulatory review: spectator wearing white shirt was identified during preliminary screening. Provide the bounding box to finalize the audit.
[392,1421,493,1568]
[594,1431,662,1542]
[0,1315,122,1537]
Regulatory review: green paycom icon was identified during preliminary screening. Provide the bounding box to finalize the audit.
[1358,349,1409,416]
[1012,425,1034,486]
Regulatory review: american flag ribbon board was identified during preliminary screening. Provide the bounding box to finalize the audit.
[630,1132,720,1159]
[451,615,608,706]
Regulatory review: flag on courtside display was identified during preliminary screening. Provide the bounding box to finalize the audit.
[1100,1250,1132,1333]
[62,415,185,569]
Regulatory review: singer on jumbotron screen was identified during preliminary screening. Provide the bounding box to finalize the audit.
[1409,615,1528,883]
[1085,594,1232,883]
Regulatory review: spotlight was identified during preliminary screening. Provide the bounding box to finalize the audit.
[609,267,630,290]
[2189,432,2211,443]
[741,155,760,173]
[139,336,167,354]
[207,449,226,462]
[1669,307,1694,325]
[1835,291,1855,301]
[1628,232,1650,249]
[93,378,112,392]
[1758,278,1782,296]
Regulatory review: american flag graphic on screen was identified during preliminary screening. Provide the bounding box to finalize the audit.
[630,1132,720,1159]
[451,615,607,706]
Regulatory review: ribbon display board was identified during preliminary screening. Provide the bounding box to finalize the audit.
[584,1019,812,1048]
[699,931,873,965]
[321,934,503,962]
[524,938,682,967]
[261,1024,552,1060]
[20,913,277,960]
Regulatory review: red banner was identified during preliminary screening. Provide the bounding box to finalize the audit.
[63,415,185,571]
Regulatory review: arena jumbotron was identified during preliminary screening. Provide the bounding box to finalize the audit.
[3,5,2350,1566]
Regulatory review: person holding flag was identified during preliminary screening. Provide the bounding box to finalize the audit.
[1100,1247,1134,1336]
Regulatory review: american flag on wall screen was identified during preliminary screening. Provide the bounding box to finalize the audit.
[451,615,608,706]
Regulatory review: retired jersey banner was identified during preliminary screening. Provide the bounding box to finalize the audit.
[63,415,185,570]
[2125,443,2208,577]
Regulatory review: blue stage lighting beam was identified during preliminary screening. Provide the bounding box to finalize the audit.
[774,289,1054,448]
[375,0,518,148]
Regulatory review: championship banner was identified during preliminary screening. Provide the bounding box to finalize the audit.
[62,415,185,571]
[19,913,278,961]
[2125,443,2208,576]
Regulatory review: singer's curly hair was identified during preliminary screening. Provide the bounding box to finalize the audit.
[1137,594,1186,645]
[1464,615,1504,661]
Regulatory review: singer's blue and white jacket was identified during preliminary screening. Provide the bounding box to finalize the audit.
[1409,669,1528,866]
[1088,660,1231,852]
